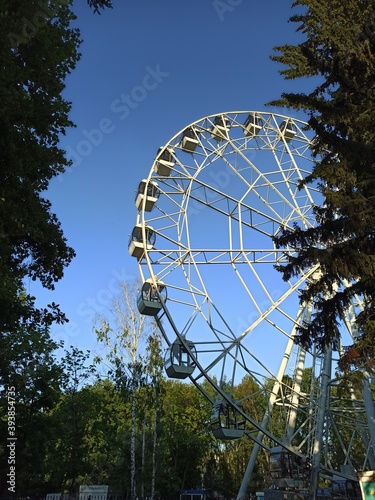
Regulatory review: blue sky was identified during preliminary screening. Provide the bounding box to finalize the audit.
[32,0,312,361]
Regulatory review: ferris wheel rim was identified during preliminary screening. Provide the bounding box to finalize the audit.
[130,110,372,485]
[135,109,318,370]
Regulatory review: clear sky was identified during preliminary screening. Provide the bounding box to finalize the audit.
[32,0,312,362]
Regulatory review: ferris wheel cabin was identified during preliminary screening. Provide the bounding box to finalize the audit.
[243,113,262,137]
[210,115,229,141]
[164,338,196,379]
[137,279,167,316]
[210,399,245,440]
[181,127,199,153]
[128,224,156,259]
[154,147,175,176]
[279,119,296,143]
[269,446,309,490]
[135,179,160,212]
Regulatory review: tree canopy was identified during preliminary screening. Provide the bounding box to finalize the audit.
[87,0,113,14]
[0,1,81,334]
[269,0,375,366]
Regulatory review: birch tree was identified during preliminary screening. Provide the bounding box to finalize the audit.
[94,279,154,500]
[143,332,164,500]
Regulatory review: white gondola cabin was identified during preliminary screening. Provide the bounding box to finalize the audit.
[243,113,262,137]
[210,115,229,141]
[137,279,167,316]
[155,147,175,176]
[279,119,296,143]
[181,127,199,153]
[128,224,155,259]
[135,179,160,212]
[210,399,245,440]
[164,338,196,379]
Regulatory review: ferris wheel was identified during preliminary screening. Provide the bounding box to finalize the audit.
[129,111,375,498]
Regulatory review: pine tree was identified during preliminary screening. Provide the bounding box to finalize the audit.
[268,0,375,367]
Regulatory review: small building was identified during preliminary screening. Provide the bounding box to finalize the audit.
[180,489,207,500]
[46,486,124,500]
[79,485,123,500]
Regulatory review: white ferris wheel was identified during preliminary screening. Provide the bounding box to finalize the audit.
[129,111,375,499]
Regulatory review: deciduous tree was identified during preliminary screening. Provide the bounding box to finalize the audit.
[87,0,113,14]
[157,380,212,496]
[95,279,155,500]
[0,0,80,334]
[46,347,96,493]
[0,326,63,497]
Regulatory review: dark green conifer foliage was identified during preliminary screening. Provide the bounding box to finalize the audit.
[269,0,375,364]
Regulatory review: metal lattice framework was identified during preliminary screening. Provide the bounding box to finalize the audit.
[130,111,375,497]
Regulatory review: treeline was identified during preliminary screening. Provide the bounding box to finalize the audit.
[0,334,269,499]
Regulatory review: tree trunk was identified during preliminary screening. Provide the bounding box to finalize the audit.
[151,384,158,500]
[131,370,137,500]
[141,418,146,499]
